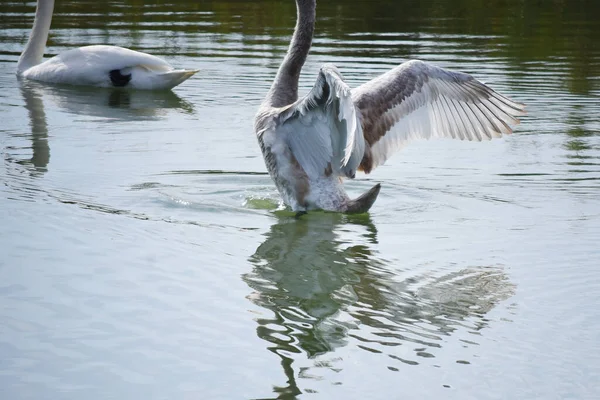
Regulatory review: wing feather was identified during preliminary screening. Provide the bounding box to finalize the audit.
[352,60,525,173]
[276,64,365,180]
[57,45,173,72]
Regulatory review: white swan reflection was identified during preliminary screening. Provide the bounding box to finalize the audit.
[18,82,50,174]
[9,81,195,177]
[20,80,194,122]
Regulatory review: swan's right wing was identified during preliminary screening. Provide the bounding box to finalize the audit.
[275,64,365,179]
[351,60,526,173]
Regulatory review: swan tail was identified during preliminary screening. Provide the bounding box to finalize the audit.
[153,69,199,90]
[343,184,381,214]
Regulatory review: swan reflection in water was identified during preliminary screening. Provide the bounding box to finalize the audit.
[11,81,195,176]
[245,213,515,396]
[21,80,194,122]
[18,82,50,175]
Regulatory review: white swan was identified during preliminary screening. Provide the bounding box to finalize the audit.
[254,0,526,214]
[16,0,198,90]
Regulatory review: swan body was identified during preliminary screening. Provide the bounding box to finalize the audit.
[17,0,198,90]
[255,0,525,213]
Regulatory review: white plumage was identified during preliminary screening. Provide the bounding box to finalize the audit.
[17,0,198,90]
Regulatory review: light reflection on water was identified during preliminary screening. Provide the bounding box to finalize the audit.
[1,0,600,398]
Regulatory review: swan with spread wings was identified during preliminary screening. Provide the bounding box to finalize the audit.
[254,0,525,213]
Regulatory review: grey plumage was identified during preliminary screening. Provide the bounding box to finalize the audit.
[352,60,526,173]
[254,0,525,213]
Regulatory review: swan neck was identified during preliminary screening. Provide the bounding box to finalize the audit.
[17,0,55,74]
[267,0,316,108]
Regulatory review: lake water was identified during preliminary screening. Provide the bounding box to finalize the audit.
[1,0,600,398]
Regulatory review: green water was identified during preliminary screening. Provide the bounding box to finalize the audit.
[1,0,599,399]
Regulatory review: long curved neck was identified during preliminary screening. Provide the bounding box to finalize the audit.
[267,0,316,108]
[17,0,55,74]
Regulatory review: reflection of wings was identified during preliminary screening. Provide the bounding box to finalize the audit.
[20,83,49,172]
[364,266,516,335]
[415,267,516,318]
[245,213,516,388]
[248,213,372,313]
[247,213,378,344]
[245,212,377,395]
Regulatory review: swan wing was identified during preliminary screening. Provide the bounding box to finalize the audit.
[351,59,526,173]
[53,45,174,72]
[275,64,364,179]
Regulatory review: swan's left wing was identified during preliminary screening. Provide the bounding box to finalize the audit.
[351,60,526,173]
[275,64,365,179]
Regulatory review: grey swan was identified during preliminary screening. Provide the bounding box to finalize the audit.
[254,0,525,213]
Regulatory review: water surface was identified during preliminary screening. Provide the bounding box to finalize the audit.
[1,0,600,399]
